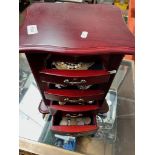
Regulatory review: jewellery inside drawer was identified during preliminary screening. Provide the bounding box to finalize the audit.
[44,54,109,70]
[51,111,98,135]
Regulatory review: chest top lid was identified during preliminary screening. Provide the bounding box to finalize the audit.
[19,3,135,55]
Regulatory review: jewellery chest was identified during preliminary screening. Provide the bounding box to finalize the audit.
[19,3,135,136]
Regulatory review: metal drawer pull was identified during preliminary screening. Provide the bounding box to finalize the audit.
[66,113,82,118]
[108,70,116,74]
[64,79,86,85]
[64,98,84,103]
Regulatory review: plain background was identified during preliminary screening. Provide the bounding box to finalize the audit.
[0,1,155,154]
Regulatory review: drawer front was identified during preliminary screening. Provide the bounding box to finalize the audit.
[40,69,110,86]
[50,101,99,112]
[51,111,98,135]
[44,89,104,102]
[51,125,98,135]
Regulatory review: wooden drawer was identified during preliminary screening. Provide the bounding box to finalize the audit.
[49,101,109,113]
[50,101,99,112]
[39,69,110,86]
[38,100,109,115]
[44,89,104,102]
[51,111,98,136]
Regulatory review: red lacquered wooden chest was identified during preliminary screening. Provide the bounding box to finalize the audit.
[19,3,134,136]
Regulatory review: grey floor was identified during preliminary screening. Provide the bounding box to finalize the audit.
[114,60,135,155]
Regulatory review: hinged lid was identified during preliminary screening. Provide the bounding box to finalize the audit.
[20,3,134,55]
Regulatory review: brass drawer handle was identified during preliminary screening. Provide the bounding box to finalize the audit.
[64,98,84,103]
[64,79,86,85]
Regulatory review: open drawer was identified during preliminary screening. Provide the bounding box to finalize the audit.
[39,69,110,86]
[51,111,98,136]
[44,89,104,102]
